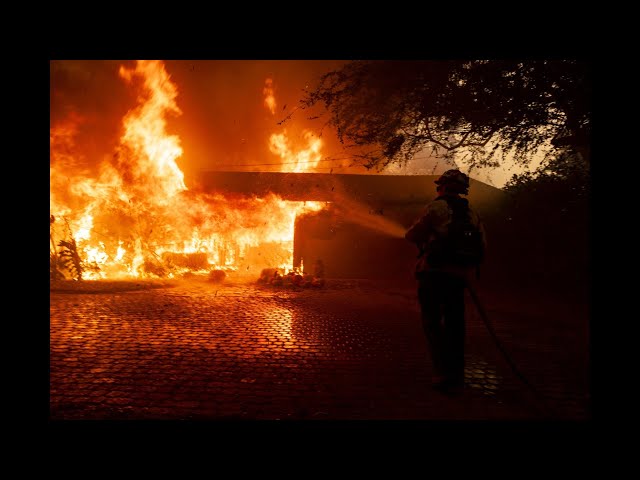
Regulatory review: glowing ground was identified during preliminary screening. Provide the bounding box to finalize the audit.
[50,277,589,421]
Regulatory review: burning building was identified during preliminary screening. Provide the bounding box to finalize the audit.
[199,171,506,280]
[50,61,328,281]
[50,60,506,283]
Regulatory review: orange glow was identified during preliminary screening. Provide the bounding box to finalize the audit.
[269,130,323,172]
[118,61,187,201]
[263,78,276,115]
[50,61,326,281]
[263,77,324,172]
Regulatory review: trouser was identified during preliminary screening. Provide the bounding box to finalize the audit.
[417,271,466,383]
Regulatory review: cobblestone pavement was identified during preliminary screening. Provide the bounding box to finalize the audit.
[50,278,590,421]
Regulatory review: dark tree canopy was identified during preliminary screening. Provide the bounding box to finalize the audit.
[300,60,591,172]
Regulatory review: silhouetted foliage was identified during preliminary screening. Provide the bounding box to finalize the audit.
[55,218,101,281]
[300,60,590,172]
[142,255,168,277]
[506,150,589,200]
[58,238,84,281]
[50,215,66,281]
[497,151,589,291]
[50,252,66,281]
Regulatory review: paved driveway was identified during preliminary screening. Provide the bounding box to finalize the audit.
[50,278,589,421]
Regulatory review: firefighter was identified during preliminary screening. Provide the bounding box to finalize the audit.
[405,169,486,393]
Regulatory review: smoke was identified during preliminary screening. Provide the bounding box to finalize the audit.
[329,186,407,239]
[51,60,449,182]
[51,60,347,179]
[50,61,137,171]
[159,60,349,180]
[383,146,457,176]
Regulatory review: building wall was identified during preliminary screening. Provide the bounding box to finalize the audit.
[199,172,509,280]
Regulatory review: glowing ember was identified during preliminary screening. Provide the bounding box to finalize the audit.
[50,61,325,281]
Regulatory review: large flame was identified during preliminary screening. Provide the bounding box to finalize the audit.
[118,61,186,202]
[50,61,324,280]
[264,77,323,172]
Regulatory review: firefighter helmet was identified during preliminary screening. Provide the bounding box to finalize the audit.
[435,169,470,190]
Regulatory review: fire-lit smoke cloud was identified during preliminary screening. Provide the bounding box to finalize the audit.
[51,60,354,180]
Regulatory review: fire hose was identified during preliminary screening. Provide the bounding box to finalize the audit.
[464,280,558,419]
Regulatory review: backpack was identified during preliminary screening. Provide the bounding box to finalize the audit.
[426,196,484,268]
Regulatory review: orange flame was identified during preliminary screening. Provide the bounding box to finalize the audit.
[269,130,323,172]
[118,60,186,201]
[50,61,325,280]
[263,77,323,172]
[263,78,276,115]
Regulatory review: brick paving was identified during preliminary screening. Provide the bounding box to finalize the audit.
[49,277,590,421]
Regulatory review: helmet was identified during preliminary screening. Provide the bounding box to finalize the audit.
[435,169,470,192]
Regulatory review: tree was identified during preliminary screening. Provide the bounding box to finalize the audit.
[299,60,591,173]
[490,150,590,292]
